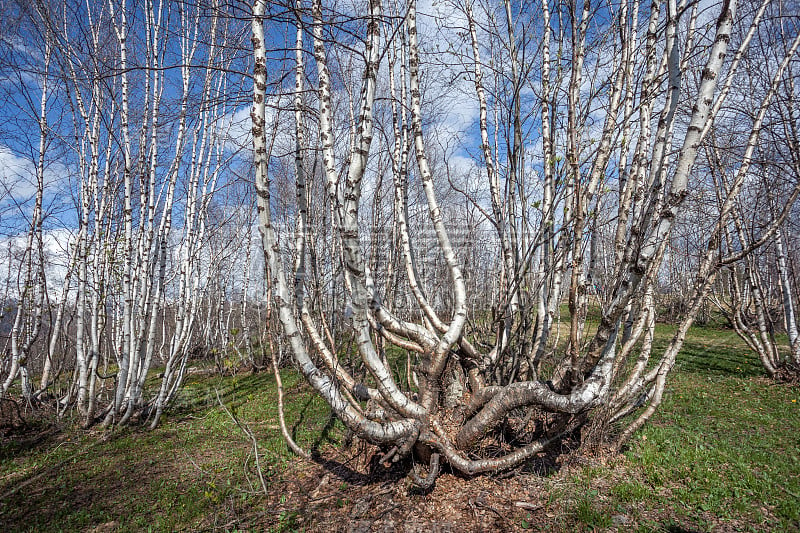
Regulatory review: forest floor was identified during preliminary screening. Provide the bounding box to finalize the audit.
[1,323,799,532]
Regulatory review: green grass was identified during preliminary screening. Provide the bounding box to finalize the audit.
[557,324,800,531]
[0,370,339,532]
[630,369,800,528]
[0,323,798,531]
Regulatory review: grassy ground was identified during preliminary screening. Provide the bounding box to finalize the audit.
[562,325,800,531]
[0,324,798,532]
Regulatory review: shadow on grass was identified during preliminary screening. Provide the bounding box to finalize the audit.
[0,371,283,531]
[0,427,217,532]
[167,369,275,420]
[655,326,766,378]
[676,338,763,377]
[289,393,319,443]
[0,421,63,463]
[665,525,702,533]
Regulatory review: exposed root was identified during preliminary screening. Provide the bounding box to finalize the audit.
[772,361,800,384]
[409,452,440,490]
[381,422,420,465]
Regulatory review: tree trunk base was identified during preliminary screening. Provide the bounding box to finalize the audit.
[773,361,800,384]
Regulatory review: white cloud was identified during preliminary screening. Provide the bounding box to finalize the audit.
[0,227,76,300]
[218,93,296,155]
[432,90,480,141]
[0,145,38,203]
[0,144,72,209]
[218,106,253,151]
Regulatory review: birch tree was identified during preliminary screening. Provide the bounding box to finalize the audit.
[711,63,800,379]
[253,0,800,484]
[0,6,52,402]
[698,5,800,380]
[0,0,250,425]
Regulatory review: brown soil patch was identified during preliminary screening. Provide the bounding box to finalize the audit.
[234,441,602,532]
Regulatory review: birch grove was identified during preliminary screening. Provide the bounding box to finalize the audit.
[710,58,800,379]
[251,0,800,483]
[0,0,255,425]
[0,0,799,485]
